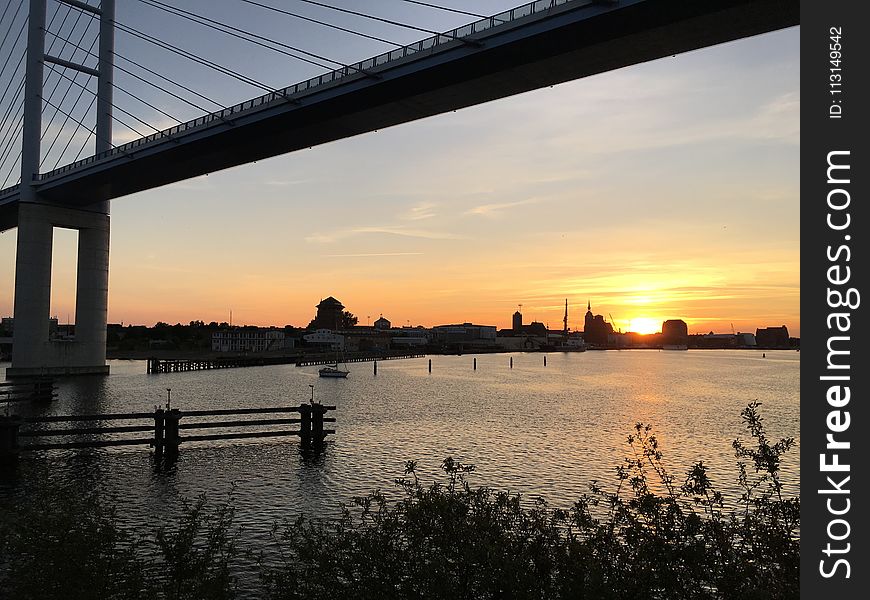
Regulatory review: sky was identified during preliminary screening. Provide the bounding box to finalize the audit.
[0,1,800,336]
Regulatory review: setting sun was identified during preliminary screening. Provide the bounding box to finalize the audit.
[628,318,661,335]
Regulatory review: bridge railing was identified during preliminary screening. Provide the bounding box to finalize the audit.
[30,0,584,187]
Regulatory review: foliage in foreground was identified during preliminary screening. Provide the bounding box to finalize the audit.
[0,402,798,599]
[262,401,798,600]
[0,483,239,600]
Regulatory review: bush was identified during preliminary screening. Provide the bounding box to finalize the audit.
[0,402,798,599]
[261,401,798,599]
[0,480,239,600]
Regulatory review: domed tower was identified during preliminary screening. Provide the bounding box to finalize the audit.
[313,296,344,330]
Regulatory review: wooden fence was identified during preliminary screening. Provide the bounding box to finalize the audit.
[0,403,335,461]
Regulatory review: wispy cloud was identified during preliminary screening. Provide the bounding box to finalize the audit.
[305,226,462,243]
[401,202,437,221]
[464,197,543,217]
[323,252,424,258]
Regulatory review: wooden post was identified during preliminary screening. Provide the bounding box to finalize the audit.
[428,358,432,373]
[299,403,312,445]
[510,356,513,368]
[473,357,477,370]
[0,415,22,461]
[164,409,181,455]
[153,408,165,456]
[373,361,377,375]
[312,404,326,445]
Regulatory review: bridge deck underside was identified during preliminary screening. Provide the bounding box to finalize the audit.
[0,0,797,230]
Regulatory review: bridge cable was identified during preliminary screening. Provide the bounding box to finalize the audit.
[0,51,25,117]
[41,95,127,154]
[1,0,70,133]
[45,62,164,137]
[37,3,96,168]
[0,77,25,155]
[112,21,279,93]
[64,43,225,112]
[0,114,25,188]
[52,94,97,171]
[131,0,344,72]
[110,84,183,128]
[0,78,25,162]
[397,1,488,19]
[0,0,25,57]
[39,33,103,168]
[41,4,90,127]
[0,0,17,36]
[291,0,459,38]
[0,7,27,93]
[41,64,153,150]
[234,0,404,48]
[64,9,281,92]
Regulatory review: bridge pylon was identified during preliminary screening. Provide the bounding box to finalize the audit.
[8,0,115,377]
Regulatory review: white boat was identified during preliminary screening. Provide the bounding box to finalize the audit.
[319,363,349,378]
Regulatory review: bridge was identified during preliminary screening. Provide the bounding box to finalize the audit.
[0,0,797,376]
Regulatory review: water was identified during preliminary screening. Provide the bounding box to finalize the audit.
[1,350,799,584]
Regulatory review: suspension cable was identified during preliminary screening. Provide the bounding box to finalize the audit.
[0,6,27,89]
[292,0,455,38]
[45,62,163,136]
[52,94,97,171]
[397,0,487,19]
[234,0,403,48]
[113,21,278,92]
[0,76,25,151]
[0,0,25,57]
[132,0,341,72]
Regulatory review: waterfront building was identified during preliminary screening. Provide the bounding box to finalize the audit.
[303,328,345,351]
[662,319,689,348]
[212,328,289,352]
[583,301,614,347]
[391,328,429,348]
[431,323,497,350]
[374,315,391,330]
[736,332,757,347]
[310,297,345,330]
[756,326,790,348]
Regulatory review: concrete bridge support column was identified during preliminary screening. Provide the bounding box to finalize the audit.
[8,203,110,377]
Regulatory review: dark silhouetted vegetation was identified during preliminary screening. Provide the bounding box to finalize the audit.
[0,403,798,599]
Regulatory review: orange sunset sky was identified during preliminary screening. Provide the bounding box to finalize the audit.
[0,20,799,337]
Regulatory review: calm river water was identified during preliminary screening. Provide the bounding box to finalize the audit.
[1,350,799,583]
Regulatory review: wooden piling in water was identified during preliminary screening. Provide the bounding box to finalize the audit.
[299,403,312,445]
[153,408,165,457]
[312,404,326,445]
[0,415,22,460]
[164,409,181,455]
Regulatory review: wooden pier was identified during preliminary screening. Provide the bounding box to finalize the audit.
[146,352,425,374]
[0,378,56,403]
[295,352,425,367]
[146,354,301,374]
[0,403,335,461]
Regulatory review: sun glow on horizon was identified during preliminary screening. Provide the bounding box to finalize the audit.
[627,318,661,335]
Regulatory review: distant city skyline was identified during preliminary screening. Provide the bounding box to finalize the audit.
[0,13,799,337]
